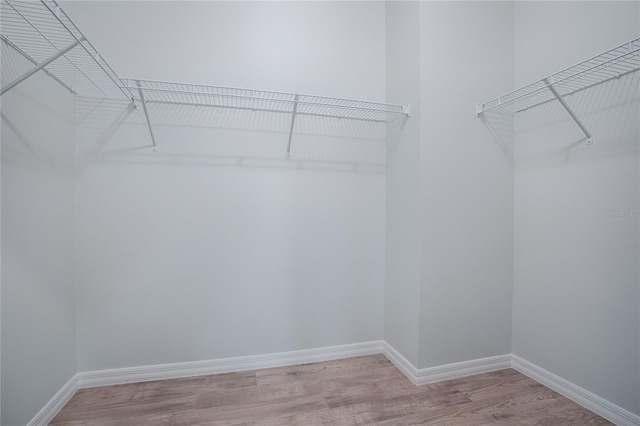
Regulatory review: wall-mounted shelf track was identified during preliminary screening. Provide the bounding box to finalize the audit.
[120,79,410,156]
[0,0,410,156]
[476,37,640,144]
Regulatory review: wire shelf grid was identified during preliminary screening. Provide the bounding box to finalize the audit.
[1,0,133,99]
[0,0,410,154]
[478,37,640,114]
[120,79,408,123]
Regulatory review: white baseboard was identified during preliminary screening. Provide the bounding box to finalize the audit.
[413,353,512,385]
[512,355,640,426]
[383,342,511,385]
[77,340,384,388]
[382,341,420,384]
[27,375,79,426]
[29,343,640,426]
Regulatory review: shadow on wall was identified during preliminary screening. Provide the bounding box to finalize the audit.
[479,72,640,168]
[1,43,76,176]
[76,95,406,175]
[0,38,401,176]
[477,110,515,164]
[516,72,640,167]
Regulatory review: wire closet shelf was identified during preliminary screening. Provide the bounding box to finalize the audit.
[0,0,133,99]
[477,37,640,115]
[0,0,410,155]
[120,79,410,123]
[121,79,410,154]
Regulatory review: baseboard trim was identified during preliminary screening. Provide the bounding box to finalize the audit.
[512,355,640,426]
[28,344,640,426]
[413,353,512,385]
[77,340,384,388]
[382,342,511,386]
[27,374,79,426]
[382,341,420,384]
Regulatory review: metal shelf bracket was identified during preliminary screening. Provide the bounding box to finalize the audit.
[543,77,592,144]
[475,103,483,117]
[476,36,640,145]
[0,34,76,95]
[136,80,158,151]
[121,80,410,154]
[0,37,82,96]
[286,94,299,158]
[1,0,410,156]
[0,0,135,100]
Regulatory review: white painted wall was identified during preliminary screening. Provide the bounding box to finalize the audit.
[384,1,515,370]
[384,0,422,367]
[71,1,385,102]
[71,1,387,371]
[417,1,515,369]
[512,1,640,416]
[3,2,637,421]
[0,42,77,425]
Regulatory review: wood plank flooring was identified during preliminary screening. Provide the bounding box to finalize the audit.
[51,355,611,425]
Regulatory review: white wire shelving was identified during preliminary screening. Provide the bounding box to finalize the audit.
[0,0,409,156]
[476,37,640,144]
[0,0,134,99]
[120,79,410,154]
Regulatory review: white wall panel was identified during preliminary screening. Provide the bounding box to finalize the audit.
[1,41,77,426]
[513,1,640,415]
[71,1,387,371]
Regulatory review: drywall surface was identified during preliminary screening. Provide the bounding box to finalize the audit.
[418,1,515,369]
[71,1,385,103]
[384,0,422,366]
[72,1,387,371]
[513,1,640,415]
[0,44,77,424]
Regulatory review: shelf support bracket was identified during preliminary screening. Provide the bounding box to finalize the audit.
[543,77,592,144]
[0,35,76,95]
[286,95,299,157]
[0,38,82,96]
[136,80,158,151]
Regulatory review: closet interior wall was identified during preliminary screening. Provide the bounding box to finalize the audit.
[512,1,640,416]
[385,0,515,370]
[71,1,388,372]
[417,1,515,369]
[384,0,422,368]
[1,1,639,424]
[0,21,77,426]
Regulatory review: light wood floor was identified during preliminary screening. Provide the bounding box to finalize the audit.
[51,354,611,425]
